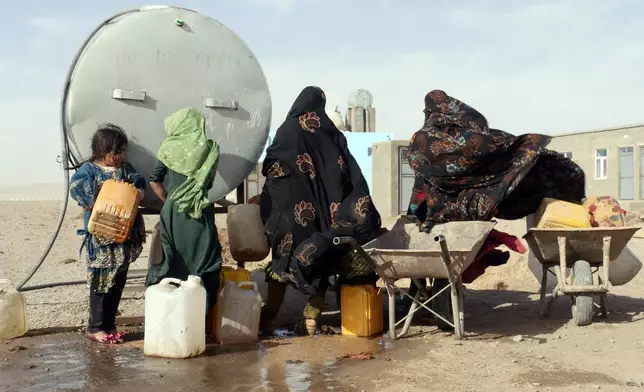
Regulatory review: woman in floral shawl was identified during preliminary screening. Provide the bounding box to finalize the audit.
[404,90,585,324]
[258,86,382,335]
[406,89,585,228]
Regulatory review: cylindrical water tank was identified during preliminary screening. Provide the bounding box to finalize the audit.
[347,89,374,108]
[63,6,272,209]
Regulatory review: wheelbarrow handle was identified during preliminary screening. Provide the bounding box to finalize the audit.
[433,235,452,267]
[332,236,386,283]
[333,236,357,247]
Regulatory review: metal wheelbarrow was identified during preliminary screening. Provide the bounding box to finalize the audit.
[333,217,496,340]
[524,227,639,326]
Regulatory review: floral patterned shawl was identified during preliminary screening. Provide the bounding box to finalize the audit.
[407,90,585,226]
[260,86,382,295]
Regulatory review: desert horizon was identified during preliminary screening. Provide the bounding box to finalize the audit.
[0,182,66,201]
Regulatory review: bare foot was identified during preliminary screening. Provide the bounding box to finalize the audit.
[86,331,113,344]
[295,319,317,336]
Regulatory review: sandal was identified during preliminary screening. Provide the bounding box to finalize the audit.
[109,331,125,343]
[104,330,126,343]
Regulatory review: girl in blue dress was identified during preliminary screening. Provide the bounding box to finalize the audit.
[69,124,146,344]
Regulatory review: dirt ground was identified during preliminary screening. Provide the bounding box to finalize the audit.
[1,201,644,391]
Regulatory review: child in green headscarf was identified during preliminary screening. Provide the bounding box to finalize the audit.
[146,108,223,312]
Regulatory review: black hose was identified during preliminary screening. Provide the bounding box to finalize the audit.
[15,99,72,291]
[19,275,146,292]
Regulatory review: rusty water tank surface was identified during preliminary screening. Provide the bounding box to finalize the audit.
[63,6,272,209]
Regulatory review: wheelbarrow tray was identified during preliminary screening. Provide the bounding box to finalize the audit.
[524,227,639,265]
[362,219,497,280]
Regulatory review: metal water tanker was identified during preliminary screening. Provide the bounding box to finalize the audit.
[63,5,272,210]
[12,6,271,294]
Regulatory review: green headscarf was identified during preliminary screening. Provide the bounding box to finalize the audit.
[157,108,220,219]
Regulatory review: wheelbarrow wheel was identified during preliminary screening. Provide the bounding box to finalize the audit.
[571,260,594,327]
[431,278,454,331]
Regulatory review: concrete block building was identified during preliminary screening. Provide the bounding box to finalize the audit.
[371,140,413,218]
[548,124,644,211]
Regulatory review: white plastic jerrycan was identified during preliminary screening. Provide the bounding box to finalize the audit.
[144,275,206,359]
[215,281,262,344]
[226,204,270,262]
[0,279,28,340]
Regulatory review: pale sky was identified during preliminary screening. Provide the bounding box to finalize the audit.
[1,0,643,186]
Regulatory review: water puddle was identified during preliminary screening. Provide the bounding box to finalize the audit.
[0,332,391,392]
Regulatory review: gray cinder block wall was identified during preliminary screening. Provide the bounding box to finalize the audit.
[548,124,644,211]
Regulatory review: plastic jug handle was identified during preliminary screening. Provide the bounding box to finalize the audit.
[159,278,183,287]
[238,281,258,292]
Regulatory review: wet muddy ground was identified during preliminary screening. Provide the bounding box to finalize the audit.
[3,285,644,392]
[2,204,644,391]
[0,327,396,392]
